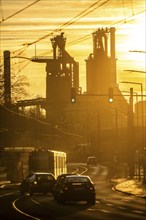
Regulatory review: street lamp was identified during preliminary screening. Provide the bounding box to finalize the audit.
[120,90,139,126]
[119,81,144,179]
[119,81,144,129]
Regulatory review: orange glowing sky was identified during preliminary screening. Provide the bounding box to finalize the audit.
[0,0,145,99]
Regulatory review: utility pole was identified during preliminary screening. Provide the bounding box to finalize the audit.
[127,88,135,178]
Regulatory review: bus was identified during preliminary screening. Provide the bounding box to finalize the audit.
[29,149,67,179]
[0,148,67,182]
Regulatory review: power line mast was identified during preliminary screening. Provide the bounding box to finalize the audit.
[127,87,135,178]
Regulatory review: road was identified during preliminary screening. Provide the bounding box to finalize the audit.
[0,164,146,220]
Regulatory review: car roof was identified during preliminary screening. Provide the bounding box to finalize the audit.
[58,173,73,177]
[64,175,93,183]
[57,173,79,178]
[31,172,54,175]
[65,175,90,179]
[88,156,96,158]
[87,156,96,159]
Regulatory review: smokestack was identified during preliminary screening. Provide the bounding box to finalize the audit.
[110,27,116,86]
[4,50,11,107]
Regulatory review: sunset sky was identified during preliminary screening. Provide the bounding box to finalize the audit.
[0,0,145,101]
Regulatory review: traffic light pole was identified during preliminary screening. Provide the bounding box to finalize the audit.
[127,88,135,178]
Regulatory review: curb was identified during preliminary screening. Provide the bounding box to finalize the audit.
[112,180,146,199]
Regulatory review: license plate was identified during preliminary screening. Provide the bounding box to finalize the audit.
[73,187,84,190]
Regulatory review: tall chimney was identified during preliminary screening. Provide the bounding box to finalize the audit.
[4,50,11,107]
[110,27,116,86]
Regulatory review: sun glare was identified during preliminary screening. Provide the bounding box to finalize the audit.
[117,13,145,70]
[128,13,145,51]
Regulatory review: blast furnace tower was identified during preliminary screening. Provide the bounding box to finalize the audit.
[86,27,116,94]
[32,33,79,123]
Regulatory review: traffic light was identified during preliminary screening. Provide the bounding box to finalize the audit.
[108,87,114,103]
[71,87,76,103]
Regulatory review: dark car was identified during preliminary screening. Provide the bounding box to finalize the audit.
[87,156,97,166]
[53,173,79,200]
[54,174,96,204]
[19,172,56,195]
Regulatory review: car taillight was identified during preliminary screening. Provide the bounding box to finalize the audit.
[89,186,94,190]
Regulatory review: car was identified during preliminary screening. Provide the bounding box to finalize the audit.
[54,174,96,204]
[87,156,97,166]
[19,172,56,195]
[53,173,79,200]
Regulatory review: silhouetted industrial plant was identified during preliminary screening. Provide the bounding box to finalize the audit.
[0,28,146,181]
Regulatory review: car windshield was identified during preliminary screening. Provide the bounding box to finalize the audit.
[88,157,96,161]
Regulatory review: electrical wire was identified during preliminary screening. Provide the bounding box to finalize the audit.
[12,8,145,75]
[13,45,30,56]
[67,34,91,47]
[130,0,134,16]
[122,0,127,23]
[12,0,110,51]
[58,0,110,31]
[0,103,52,126]
[65,9,145,49]
[59,0,102,29]
[0,0,41,24]
[3,1,145,75]
[9,0,110,71]
[111,9,145,27]
[0,103,83,137]
[0,0,4,21]
[1,1,145,135]
[28,0,110,45]
[15,0,144,58]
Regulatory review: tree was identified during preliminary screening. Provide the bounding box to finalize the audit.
[0,65,29,104]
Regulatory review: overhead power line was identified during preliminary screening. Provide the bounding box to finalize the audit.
[58,0,110,31]
[11,0,110,73]
[124,69,146,73]
[67,34,91,47]
[13,0,110,50]
[130,0,134,16]
[0,0,41,24]
[0,0,4,21]
[113,9,145,27]
[10,0,144,73]
[122,0,127,23]
[15,1,144,58]
[0,104,82,137]
[129,50,146,53]
[60,0,102,29]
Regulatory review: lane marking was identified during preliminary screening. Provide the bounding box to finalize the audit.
[106,203,114,207]
[133,210,145,215]
[12,197,41,220]
[30,198,40,205]
[101,209,110,213]
[0,192,17,197]
[118,206,127,210]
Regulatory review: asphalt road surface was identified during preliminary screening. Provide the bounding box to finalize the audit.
[0,164,146,220]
